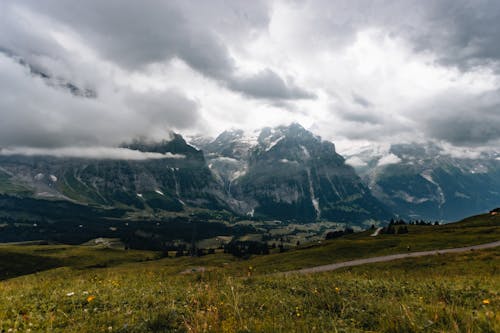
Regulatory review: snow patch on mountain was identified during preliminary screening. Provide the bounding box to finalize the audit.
[396,191,429,204]
[265,136,284,151]
[280,159,298,164]
[454,192,470,199]
[300,146,310,159]
[377,153,401,166]
[306,168,320,218]
[420,170,446,205]
[231,169,247,180]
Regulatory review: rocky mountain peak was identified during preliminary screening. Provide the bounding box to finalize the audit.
[123,133,202,160]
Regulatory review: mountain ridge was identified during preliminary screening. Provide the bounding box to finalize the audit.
[344,142,500,221]
[0,124,392,224]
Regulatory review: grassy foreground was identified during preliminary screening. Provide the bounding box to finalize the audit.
[0,213,499,332]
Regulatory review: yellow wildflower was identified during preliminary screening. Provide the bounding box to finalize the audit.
[482,299,490,305]
[87,295,96,303]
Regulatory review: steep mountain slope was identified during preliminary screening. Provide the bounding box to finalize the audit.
[1,125,394,224]
[346,143,500,221]
[0,134,227,213]
[202,124,391,223]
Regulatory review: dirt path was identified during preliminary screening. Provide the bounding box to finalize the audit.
[284,240,500,275]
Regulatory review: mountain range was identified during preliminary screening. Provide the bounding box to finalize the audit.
[344,142,500,221]
[1,124,498,224]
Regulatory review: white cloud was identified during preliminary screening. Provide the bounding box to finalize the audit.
[345,156,367,167]
[0,147,185,160]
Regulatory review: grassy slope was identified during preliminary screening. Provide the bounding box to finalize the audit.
[0,245,160,280]
[240,212,500,273]
[0,212,499,332]
[0,249,498,332]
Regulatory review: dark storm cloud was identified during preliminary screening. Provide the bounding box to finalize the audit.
[229,69,315,100]
[1,0,500,150]
[0,54,200,148]
[5,0,311,100]
[407,0,500,71]
[352,93,373,108]
[335,96,382,125]
[126,90,199,131]
[338,111,382,125]
[415,89,500,145]
[386,0,500,72]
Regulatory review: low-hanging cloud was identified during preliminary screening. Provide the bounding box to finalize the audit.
[0,147,185,160]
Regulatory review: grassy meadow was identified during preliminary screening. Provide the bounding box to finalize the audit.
[0,213,499,332]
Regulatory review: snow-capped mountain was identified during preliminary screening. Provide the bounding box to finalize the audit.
[345,142,500,221]
[4,123,497,224]
[199,123,391,223]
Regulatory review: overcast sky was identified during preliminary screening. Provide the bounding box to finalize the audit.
[1,0,500,155]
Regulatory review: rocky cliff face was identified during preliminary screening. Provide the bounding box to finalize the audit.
[202,124,391,223]
[0,134,227,212]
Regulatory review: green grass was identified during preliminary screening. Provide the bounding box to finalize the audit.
[0,245,160,280]
[0,212,499,332]
[0,248,498,332]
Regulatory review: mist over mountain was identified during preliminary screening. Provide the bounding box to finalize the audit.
[345,142,500,221]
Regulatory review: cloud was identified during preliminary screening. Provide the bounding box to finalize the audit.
[3,0,310,101]
[228,69,315,100]
[403,0,500,72]
[413,89,500,146]
[437,143,484,160]
[0,53,200,148]
[352,93,373,108]
[281,0,500,72]
[345,156,367,167]
[1,0,500,152]
[0,147,185,160]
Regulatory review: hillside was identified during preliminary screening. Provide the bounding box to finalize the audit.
[1,211,498,332]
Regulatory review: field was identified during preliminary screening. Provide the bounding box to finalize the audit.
[0,213,499,332]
